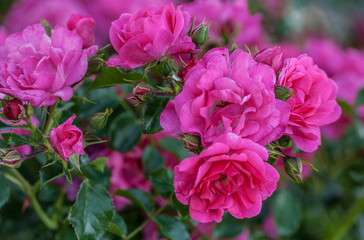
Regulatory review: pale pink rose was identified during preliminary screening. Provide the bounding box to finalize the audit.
[108,3,195,69]
[0,24,88,106]
[67,14,96,50]
[50,114,84,161]
[254,46,283,72]
[161,47,290,147]
[278,55,341,152]
[184,0,266,47]
[3,0,85,33]
[174,133,280,223]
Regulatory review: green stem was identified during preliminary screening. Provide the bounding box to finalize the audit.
[326,188,364,240]
[42,100,59,135]
[8,169,58,230]
[123,202,170,240]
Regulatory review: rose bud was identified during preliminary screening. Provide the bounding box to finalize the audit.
[50,114,84,161]
[178,56,198,82]
[180,133,201,152]
[132,83,152,102]
[90,108,113,130]
[283,156,303,184]
[0,148,22,166]
[3,98,25,122]
[254,46,283,72]
[191,21,210,47]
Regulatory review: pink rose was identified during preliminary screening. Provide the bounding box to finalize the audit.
[254,46,283,72]
[0,24,88,106]
[108,3,195,69]
[67,14,96,50]
[3,0,85,33]
[50,114,84,161]
[174,133,279,223]
[161,47,290,147]
[278,54,341,152]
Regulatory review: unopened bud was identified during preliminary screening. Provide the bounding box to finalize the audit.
[132,83,152,102]
[3,98,25,122]
[283,157,303,184]
[274,86,294,101]
[180,134,201,152]
[0,148,22,166]
[159,59,172,77]
[90,108,113,130]
[178,56,198,82]
[254,46,283,72]
[192,21,210,46]
[278,135,292,149]
[88,57,104,74]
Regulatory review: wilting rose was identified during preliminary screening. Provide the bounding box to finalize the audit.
[161,47,290,147]
[108,3,195,69]
[0,24,88,106]
[50,114,84,161]
[174,133,279,223]
[278,54,341,152]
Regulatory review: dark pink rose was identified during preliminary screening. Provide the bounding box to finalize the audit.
[278,55,341,152]
[3,98,24,121]
[0,24,88,106]
[50,114,84,161]
[174,133,280,223]
[161,47,290,147]
[108,3,195,69]
[67,14,96,49]
[254,46,283,72]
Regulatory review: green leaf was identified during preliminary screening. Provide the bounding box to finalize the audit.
[356,88,364,106]
[114,189,154,213]
[274,86,294,101]
[30,126,43,142]
[89,157,108,173]
[68,180,115,240]
[172,193,189,218]
[39,161,64,186]
[0,120,27,132]
[88,67,144,90]
[142,146,164,175]
[213,213,246,238]
[159,137,190,160]
[108,213,128,238]
[109,112,142,152]
[69,154,81,172]
[1,132,34,147]
[0,170,10,209]
[141,96,170,134]
[149,168,174,198]
[154,214,189,240]
[273,189,302,236]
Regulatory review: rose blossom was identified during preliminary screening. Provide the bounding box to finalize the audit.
[174,133,279,223]
[67,14,96,49]
[108,3,195,69]
[50,114,84,161]
[0,27,8,46]
[254,46,283,73]
[0,24,88,106]
[278,54,341,152]
[161,47,290,147]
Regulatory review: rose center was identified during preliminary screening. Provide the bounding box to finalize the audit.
[65,131,75,139]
